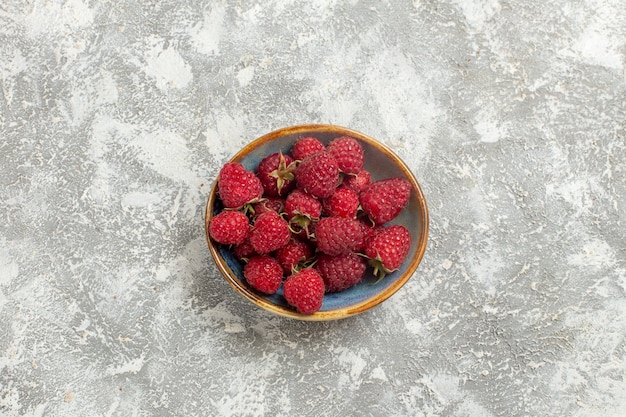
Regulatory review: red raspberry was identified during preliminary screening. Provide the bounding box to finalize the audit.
[275,240,313,275]
[360,178,411,225]
[249,211,290,254]
[291,137,325,161]
[343,169,371,193]
[285,189,322,237]
[283,268,325,315]
[322,186,360,218]
[252,198,285,217]
[285,189,322,219]
[327,136,364,174]
[315,253,366,293]
[208,210,249,245]
[357,217,378,251]
[364,225,412,278]
[256,152,296,197]
[233,238,256,260]
[244,255,283,294]
[218,163,264,209]
[315,217,365,256]
[295,151,339,199]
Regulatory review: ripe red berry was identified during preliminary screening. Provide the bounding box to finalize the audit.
[256,152,296,197]
[218,162,264,209]
[315,217,366,256]
[291,137,325,161]
[295,151,339,199]
[327,136,364,174]
[322,186,360,218]
[244,255,283,294]
[233,238,256,260]
[357,217,378,252]
[360,178,412,225]
[285,189,322,220]
[275,239,313,275]
[342,169,371,193]
[283,268,325,315]
[285,189,322,237]
[365,225,412,278]
[252,198,285,217]
[209,210,249,245]
[249,211,290,254]
[315,253,366,293]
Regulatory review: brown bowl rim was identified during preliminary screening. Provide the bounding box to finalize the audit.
[204,124,429,321]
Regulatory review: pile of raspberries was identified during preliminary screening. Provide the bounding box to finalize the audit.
[208,136,412,315]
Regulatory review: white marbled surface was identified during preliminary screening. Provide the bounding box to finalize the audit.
[1,1,625,416]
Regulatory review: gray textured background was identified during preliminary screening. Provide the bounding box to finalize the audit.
[1,1,625,416]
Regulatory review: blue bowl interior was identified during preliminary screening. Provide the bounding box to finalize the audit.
[213,130,425,313]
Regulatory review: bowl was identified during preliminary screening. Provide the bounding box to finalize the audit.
[204,124,429,321]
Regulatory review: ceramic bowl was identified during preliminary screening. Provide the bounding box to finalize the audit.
[204,124,428,321]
